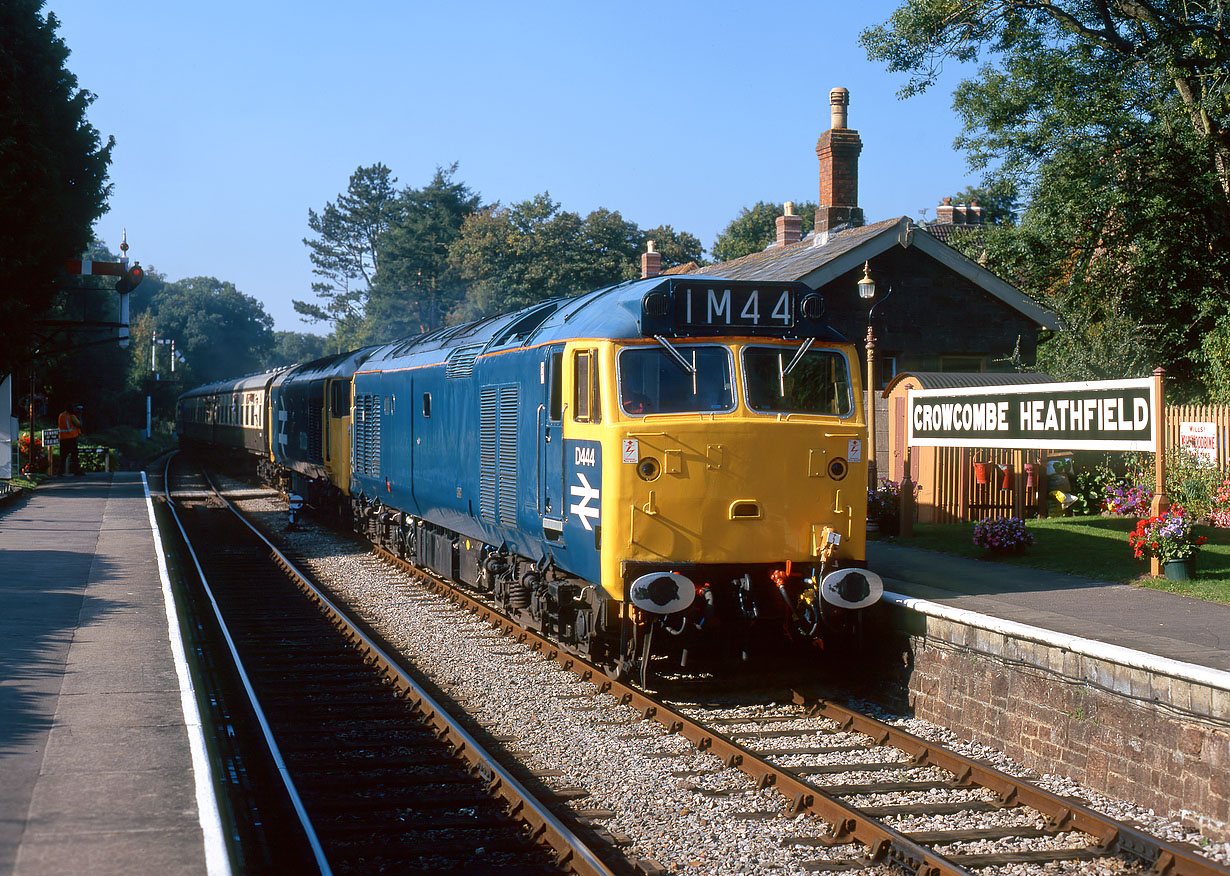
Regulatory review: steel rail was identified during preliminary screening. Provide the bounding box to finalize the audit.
[369,544,1230,876]
[163,462,334,876]
[206,473,618,876]
[787,691,1230,876]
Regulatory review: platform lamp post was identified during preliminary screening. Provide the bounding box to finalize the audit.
[857,261,882,488]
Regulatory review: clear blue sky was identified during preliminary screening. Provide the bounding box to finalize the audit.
[47,0,977,334]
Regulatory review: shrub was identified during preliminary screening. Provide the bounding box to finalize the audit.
[973,516,1034,553]
[1165,447,1221,519]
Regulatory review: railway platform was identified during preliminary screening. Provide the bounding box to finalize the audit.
[0,473,223,876]
[867,540,1230,673]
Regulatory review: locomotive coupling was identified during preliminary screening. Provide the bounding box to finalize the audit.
[629,571,696,614]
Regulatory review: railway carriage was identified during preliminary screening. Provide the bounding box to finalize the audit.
[177,369,288,458]
[347,276,882,679]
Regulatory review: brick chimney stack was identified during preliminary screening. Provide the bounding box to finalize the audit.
[775,201,803,247]
[815,87,864,236]
[968,198,984,225]
[641,239,661,279]
[936,197,955,224]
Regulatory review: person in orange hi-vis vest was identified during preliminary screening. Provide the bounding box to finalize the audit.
[57,403,84,476]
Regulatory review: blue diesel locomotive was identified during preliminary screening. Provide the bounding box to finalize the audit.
[179,276,883,679]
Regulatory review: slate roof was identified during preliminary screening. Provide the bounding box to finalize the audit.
[692,216,1061,331]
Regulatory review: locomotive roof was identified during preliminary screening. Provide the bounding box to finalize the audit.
[361,275,844,372]
[271,345,378,387]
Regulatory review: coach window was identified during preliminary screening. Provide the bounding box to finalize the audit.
[573,349,601,423]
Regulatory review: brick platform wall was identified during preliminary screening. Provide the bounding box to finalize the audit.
[868,604,1230,842]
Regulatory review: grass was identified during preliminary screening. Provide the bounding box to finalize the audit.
[884,516,1230,604]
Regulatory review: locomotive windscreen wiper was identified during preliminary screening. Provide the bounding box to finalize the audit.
[778,338,814,395]
[653,334,698,395]
[653,335,696,375]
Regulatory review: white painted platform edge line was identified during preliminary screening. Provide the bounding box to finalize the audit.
[142,471,232,876]
[883,590,1230,693]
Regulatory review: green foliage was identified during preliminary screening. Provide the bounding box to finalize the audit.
[946,180,1019,226]
[449,194,647,321]
[865,0,1230,401]
[295,163,400,338]
[368,164,481,342]
[127,276,274,408]
[1165,447,1223,519]
[0,2,113,374]
[641,225,706,271]
[263,331,329,369]
[711,201,817,263]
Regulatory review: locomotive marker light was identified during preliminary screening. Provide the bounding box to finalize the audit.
[630,571,696,614]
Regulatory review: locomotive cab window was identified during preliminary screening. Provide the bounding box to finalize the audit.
[330,380,348,418]
[573,349,601,423]
[548,350,563,422]
[618,344,734,415]
[743,346,853,416]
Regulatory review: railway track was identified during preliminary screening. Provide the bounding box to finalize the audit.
[160,457,622,876]
[205,468,1230,876]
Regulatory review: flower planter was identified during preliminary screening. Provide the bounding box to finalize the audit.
[1163,558,1195,582]
[998,465,1013,490]
[974,462,989,485]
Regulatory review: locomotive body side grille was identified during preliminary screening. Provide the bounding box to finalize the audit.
[479,387,498,521]
[498,386,519,525]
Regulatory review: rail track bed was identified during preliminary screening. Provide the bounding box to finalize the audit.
[210,469,1230,876]
[162,459,618,876]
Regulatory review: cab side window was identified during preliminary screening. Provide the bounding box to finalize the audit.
[573,350,601,424]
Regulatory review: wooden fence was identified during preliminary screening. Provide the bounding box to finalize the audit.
[1166,404,1230,472]
[896,403,1230,523]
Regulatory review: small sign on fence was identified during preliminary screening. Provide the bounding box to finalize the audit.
[1178,421,1217,463]
[41,429,59,448]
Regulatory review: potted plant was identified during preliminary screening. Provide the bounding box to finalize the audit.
[1128,505,1207,581]
[972,516,1034,554]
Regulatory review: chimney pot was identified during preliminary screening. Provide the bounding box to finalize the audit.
[829,87,850,130]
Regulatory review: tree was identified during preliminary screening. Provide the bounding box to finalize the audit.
[263,331,330,369]
[863,1,1230,399]
[132,276,275,391]
[861,2,1230,201]
[449,195,649,321]
[0,1,113,374]
[366,164,481,341]
[640,225,706,270]
[295,164,399,340]
[711,201,817,263]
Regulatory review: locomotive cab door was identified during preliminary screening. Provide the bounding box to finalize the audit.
[539,345,566,541]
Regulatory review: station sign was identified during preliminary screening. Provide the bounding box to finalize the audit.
[907,377,1156,450]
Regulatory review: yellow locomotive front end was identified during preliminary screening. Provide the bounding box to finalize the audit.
[588,321,882,674]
